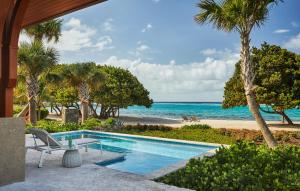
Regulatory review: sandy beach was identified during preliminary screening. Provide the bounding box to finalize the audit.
[47,114,300,132]
[119,115,300,132]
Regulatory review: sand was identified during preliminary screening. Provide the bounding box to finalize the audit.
[119,115,300,132]
[47,114,300,132]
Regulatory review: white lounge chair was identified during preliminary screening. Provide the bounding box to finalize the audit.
[27,128,101,167]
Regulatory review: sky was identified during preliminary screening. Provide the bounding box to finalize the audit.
[20,0,300,102]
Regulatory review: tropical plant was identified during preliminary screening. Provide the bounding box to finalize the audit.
[157,141,300,191]
[18,41,59,125]
[223,43,300,125]
[195,0,282,148]
[60,62,105,123]
[90,65,153,118]
[24,19,62,42]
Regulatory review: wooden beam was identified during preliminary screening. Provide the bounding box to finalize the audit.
[22,0,107,27]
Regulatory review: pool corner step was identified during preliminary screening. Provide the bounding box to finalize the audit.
[97,155,126,166]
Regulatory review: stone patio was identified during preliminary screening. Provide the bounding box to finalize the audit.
[0,135,190,191]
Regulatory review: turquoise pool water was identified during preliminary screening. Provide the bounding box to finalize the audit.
[54,131,218,175]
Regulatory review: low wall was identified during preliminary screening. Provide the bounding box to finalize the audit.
[0,118,25,186]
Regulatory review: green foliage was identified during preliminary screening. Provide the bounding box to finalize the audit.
[18,41,58,77]
[182,124,211,130]
[157,141,300,191]
[223,61,247,108]
[24,19,62,42]
[122,125,173,132]
[27,120,82,133]
[223,43,300,122]
[92,65,153,118]
[54,87,78,107]
[81,118,102,129]
[13,105,24,115]
[101,117,117,127]
[38,108,49,119]
[116,124,235,144]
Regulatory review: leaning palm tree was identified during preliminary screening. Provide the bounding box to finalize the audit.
[61,63,105,123]
[195,0,281,148]
[24,19,62,42]
[18,41,59,125]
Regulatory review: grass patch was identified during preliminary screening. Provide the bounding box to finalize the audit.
[116,124,235,145]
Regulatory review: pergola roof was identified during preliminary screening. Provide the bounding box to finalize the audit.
[22,0,107,27]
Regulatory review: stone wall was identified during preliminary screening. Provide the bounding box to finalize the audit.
[0,118,25,186]
[62,108,79,124]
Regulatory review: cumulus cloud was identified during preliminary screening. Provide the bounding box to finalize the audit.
[97,49,239,101]
[102,18,114,32]
[130,41,151,57]
[284,33,300,50]
[274,29,290,34]
[47,18,113,52]
[94,36,113,51]
[142,24,153,32]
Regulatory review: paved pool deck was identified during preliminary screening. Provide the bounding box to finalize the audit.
[0,135,191,191]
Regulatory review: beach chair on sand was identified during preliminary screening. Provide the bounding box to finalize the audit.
[27,128,101,167]
[190,116,200,122]
[182,116,190,122]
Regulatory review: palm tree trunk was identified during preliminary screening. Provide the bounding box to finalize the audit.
[81,101,89,122]
[26,76,38,126]
[240,33,277,148]
[78,82,90,123]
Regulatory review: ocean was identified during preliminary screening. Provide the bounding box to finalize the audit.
[120,102,300,121]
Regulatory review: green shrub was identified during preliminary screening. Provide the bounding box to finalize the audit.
[38,108,49,119]
[13,105,24,116]
[82,118,102,129]
[101,117,118,128]
[182,124,212,130]
[123,124,173,132]
[27,120,82,133]
[157,141,300,191]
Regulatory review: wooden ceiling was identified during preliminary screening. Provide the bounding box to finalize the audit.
[22,0,107,27]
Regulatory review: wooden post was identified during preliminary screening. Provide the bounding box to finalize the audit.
[0,0,30,117]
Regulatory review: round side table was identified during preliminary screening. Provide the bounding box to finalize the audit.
[62,149,82,168]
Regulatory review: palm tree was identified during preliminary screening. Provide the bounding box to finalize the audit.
[18,19,62,124]
[24,19,62,42]
[195,0,281,148]
[18,41,59,125]
[61,63,105,123]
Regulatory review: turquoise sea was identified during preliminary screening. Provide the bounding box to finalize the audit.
[120,102,300,121]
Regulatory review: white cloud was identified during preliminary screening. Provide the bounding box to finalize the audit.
[102,18,114,32]
[49,18,96,51]
[94,36,113,51]
[47,18,113,52]
[284,33,300,50]
[97,49,239,101]
[130,41,151,57]
[274,29,290,34]
[66,18,81,28]
[137,44,150,52]
[169,60,176,65]
[142,24,153,33]
[201,48,217,56]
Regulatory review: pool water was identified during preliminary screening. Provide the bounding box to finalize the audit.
[54,131,218,175]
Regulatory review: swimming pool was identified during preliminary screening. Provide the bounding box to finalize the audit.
[53,131,219,175]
